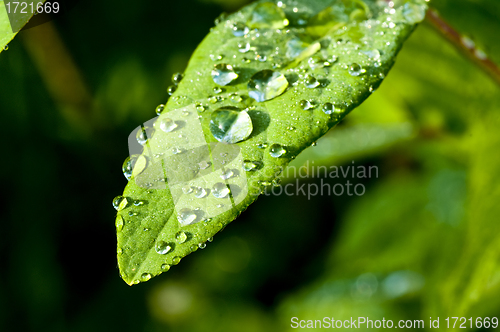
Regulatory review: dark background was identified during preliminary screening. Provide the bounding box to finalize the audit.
[1,0,500,331]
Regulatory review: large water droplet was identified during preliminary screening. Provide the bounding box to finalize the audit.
[212,64,238,86]
[175,232,188,244]
[269,144,286,158]
[348,63,365,76]
[403,3,426,24]
[155,241,172,255]
[115,215,124,230]
[113,196,128,211]
[209,107,253,144]
[248,2,289,29]
[243,160,261,171]
[232,22,249,36]
[248,70,289,102]
[159,118,178,133]
[212,182,230,198]
[177,209,197,226]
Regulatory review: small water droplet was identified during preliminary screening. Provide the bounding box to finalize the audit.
[209,106,253,144]
[196,103,207,112]
[156,104,165,115]
[133,200,145,206]
[208,237,214,242]
[199,161,211,169]
[216,204,224,208]
[238,42,251,53]
[230,95,243,103]
[402,3,426,24]
[232,22,249,37]
[172,147,184,154]
[272,178,282,187]
[210,54,224,61]
[167,85,177,95]
[128,211,138,217]
[172,256,182,265]
[182,185,194,194]
[115,215,124,230]
[243,160,261,171]
[257,143,268,149]
[348,63,365,76]
[161,264,171,271]
[212,63,238,86]
[312,141,317,146]
[300,100,314,110]
[198,243,207,249]
[113,196,128,211]
[172,72,183,85]
[269,144,286,158]
[360,49,381,60]
[212,182,230,198]
[220,169,234,180]
[177,209,197,226]
[322,103,336,114]
[213,87,224,94]
[141,273,152,281]
[304,75,320,88]
[136,126,154,145]
[155,241,172,255]
[248,70,289,102]
[248,2,289,29]
[3,45,8,51]
[175,231,188,244]
[194,187,208,198]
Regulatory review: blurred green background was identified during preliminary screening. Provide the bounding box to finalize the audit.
[1,0,500,331]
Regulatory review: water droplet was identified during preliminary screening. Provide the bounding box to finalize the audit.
[175,231,188,244]
[217,204,224,208]
[3,45,8,51]
[300,100,314,110]
[172,72,183,85]
[210,54,224,61]
[155,104,165,115]
[115,215,124,230]
[231,95,243,103]
[172,256,182,265]
[269,144,286,158]
[272,178,281,187]
[248,2,289,29]
[322,103,336,114]
[360,49,381,60]
[220,169,234,180]
[128,211,138,217]
[141,273,152,282]
[159,117,178,133]
[155,241,172,255]
[182,185,194,194]
[402,3,426,24]
[167,85,176,95]
[196,103,206,112]
[286,37,310,59]
[238,42,251,53]
[199,161,211,169]
[232,22,249,37]
[304,75,320,88]
[172,147,184,154]
[312,141,317,146]
[178,209,197,226]
[208,237,214,242]
[348,63,365,76]
[209,106,253,144]
[212,63,238,86]
[308,56,328,69]
[198,243,207,249]
[243,160,261,171]
[212,182,230,198]
[161,264,171,271]
[136,126,154,145]
[257,143,268,149]
[248,70,289,102]
[113,196,128,211]
[133,200,145,206]
[213,87,224,94]
[194,187,208,198]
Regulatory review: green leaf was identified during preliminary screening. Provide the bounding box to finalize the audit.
[116,0,427,285]
[0,0,40,54]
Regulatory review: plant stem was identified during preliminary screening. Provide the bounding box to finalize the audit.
[425,8,500,86]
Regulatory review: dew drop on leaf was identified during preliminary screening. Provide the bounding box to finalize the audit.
[209,107,253,143]
[212,182,230,198]
[175,231,188,244]
[136,126,154,145]
[115,215,124,231]
[113,196,128,211]
[248,70,289,102]
[243,160,261,171]
[194,187,208,198]
[220,169,234,180]
[141,273,152,282]
[348,63,365,76]
[402,3,427,24]
[155,241,172,255]
[300,99,314,110]
[161,264,170,271]
[304,75,320,88]
[172,72,184,85]
[167,85,177,95]
[322,102,335,114]
[248,2,289,29]
[232,22,249,37]
[212,63,238,86]
[155,104,165,115]
[269,144,286,158]
[177,209,197,226]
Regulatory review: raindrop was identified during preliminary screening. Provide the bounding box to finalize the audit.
[133,200,145,206]
[212,182,230,198]
[348,63,365,76]
[238,42,251,53]
[167,85,176,95]
[269,144,286,158]
[182,185,194,194]
[141,273,152,282]
[272,178,281,187]
[194,187,208,198]
[128,211,138,217]
[248,2,289,29]
[304,75,320,88]
[161,264,171,271]
[213,87,224,94]
[122,155,148,180]
[403,3,427,24]
[212,64,238,86]
[113,196,128,211]
[300,100,314,110]
[360,49,381,60]
[220,169,234,180]
[257,143,268,149]
[196,103,206,112]
[231,95,243,103]
[232,22,249,36]
[115,215,124,230]
[155,241,172,255]
[198,243,207,249]
[243,160,261,171]
[172,256,182,265]
[248,70,289,102]
[160,118,177,133]
[155,104,165,115]
[322,102,335,114]
[3,45,8,51]
[177,209,197,226]
[175,231,188,243]
[172,72,183,85]
[209,106,253,144]
[136,126,154,145]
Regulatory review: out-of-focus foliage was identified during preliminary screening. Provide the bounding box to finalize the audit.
[0,0,499,331]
